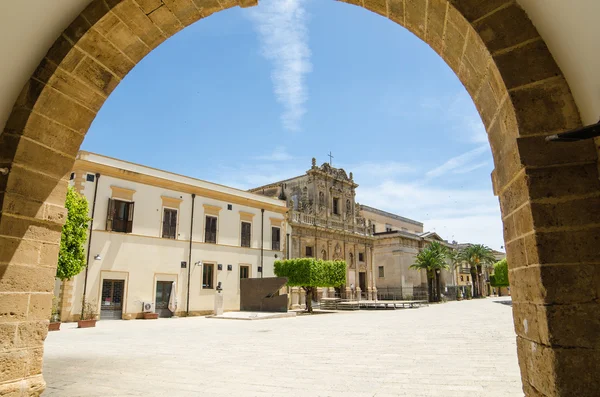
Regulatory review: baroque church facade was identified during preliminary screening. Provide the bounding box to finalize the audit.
[249,158,378,300]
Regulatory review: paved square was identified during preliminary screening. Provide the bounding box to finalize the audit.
[43,297,522,397]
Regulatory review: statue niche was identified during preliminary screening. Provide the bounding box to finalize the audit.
[333,243,342,260]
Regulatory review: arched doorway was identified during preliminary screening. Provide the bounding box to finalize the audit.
[0,1,598,395]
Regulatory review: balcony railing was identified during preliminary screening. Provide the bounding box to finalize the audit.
[289,211,370,235]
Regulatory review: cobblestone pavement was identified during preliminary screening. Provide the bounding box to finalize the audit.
[43,297,522,397]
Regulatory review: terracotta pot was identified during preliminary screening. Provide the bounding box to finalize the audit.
[48,322,61,331]
[143,312,159,320]
[77,319,97,328]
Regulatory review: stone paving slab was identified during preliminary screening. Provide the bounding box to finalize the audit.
[207,311,297,320]
[43,297,523,396]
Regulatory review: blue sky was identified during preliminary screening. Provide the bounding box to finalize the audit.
[83,0,503,250]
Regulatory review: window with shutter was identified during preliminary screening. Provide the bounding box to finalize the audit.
[162,208,177,239]
[271,227,280,251]
[240,222,251,247]
[107,199,134,233]
[205,216,217,244]
[106,198,115,231]
[202,263,214,289]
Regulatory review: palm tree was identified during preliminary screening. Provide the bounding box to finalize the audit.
[459,244,496,298]
[410,241,448,302]
[445,248,462,286]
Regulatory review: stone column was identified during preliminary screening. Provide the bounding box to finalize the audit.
[290,287,300,309]
[370,245,377,300]
[59,279,75,322]
[365,245,372,300]
[354,244,360,301]
[299,288,306,310]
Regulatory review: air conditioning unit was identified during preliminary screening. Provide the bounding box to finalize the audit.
[142,302,155,313]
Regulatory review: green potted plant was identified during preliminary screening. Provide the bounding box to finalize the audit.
[78,301,98,328]
[456,288,463,301]
[49,297,61,331]
[466,287,472,300]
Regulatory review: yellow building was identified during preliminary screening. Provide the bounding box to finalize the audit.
[56,152,287,321]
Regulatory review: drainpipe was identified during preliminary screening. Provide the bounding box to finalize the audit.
[286,233,290,259]
[260,209,264,278]
[187,193,195,316]
[82,173,100,320]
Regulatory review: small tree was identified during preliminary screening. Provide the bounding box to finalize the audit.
[57,187,91,281]
[459,244,496,298]
[410,241,448,302]
[274,259,346,313]
[490,258,509,295]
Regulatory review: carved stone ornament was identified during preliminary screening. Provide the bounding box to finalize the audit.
[333,243,342,260]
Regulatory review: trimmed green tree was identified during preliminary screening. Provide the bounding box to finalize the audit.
[274,258,346,313]
[57,187,91,281]
[490,258,509,296]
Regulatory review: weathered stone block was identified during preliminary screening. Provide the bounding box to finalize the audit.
[0,294,29,322]
[192,0,222,17]
[527,163,600,201]
[449,0,509,22]
[6,111,84,158]
[27,294,53,321]
[512,302,545,344]
[39,243,60,269]
[0,324,17,350]
[0,237,41,266]
[473,3,539,53]
[426,0,446,55]
[44,35,83,72]
[13,137,76,180]
[442,21,466,74]
[364,0,388,17]
[112,0,166,49]
[75,29,135,79]
[4,167,67,208]
[17,321,48,349]
[163,0,204,26]
[510,76,581,136]
[81,0,113,26]
[498,170,529,216]
[0,215,62,245]
[513,203,534,238]
[517,135,597,168]
[535,228,600,264]
[0,265,55,294]
[147,4,184,37]
[404,0,427,40]
[494,38,561,90]
[72,56,120,98]
[531,196,600,230]
[0,350,27,383]
[474,80,498,128]
[388,0,405,25]
[459,33,490,96]
[26,81,96,134]
[136,0,163,14]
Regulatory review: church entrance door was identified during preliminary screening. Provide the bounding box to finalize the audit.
[359,272,366,296]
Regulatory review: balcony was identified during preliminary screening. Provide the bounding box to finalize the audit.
[289,211,370,235]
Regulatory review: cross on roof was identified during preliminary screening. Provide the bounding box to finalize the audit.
[327,151,334,165]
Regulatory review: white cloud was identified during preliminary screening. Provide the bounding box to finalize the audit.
[249,0,312,132]
[425,216,505,251]
[254,146,294,161]
[425,145,488,178]
[345,161,416,178]
[356,180,503,248]
[453,161,489,174]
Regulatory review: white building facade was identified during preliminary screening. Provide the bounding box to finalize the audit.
[56,152,287,321]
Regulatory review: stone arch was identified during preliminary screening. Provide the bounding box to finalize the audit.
[0,0,598,395]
